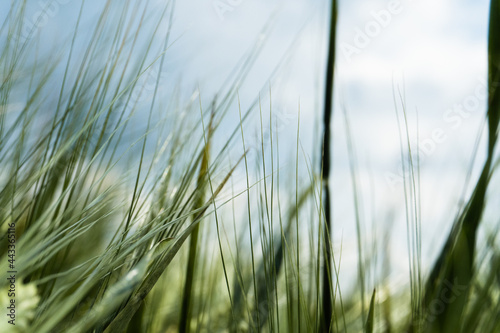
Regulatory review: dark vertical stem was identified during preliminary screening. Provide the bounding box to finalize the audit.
[321,0,337,331]
[487,0,500,155]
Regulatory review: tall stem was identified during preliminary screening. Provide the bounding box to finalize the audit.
[321,0,337,331]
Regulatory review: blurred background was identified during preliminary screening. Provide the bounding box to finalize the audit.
[1,0,496,294]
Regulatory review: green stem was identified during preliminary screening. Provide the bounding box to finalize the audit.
[321,0,338,331]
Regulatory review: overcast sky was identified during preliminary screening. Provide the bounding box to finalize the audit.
[168,0,495,277]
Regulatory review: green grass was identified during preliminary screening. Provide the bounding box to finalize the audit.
[1,0,500,332]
